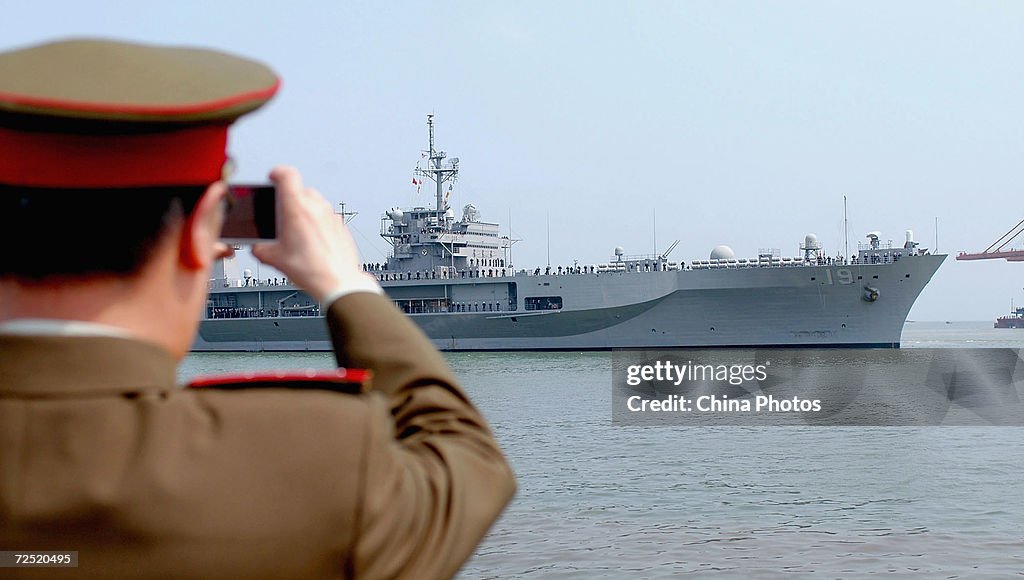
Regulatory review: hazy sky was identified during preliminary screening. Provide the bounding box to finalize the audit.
[6,1,1023,321]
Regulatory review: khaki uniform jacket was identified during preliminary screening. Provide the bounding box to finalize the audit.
[0,293,515,579]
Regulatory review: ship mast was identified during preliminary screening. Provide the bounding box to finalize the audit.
[416,114,459,212]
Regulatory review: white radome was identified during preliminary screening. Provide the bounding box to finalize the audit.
[710,245,735,260]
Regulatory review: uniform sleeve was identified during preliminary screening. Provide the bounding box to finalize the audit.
[325,293,516,579]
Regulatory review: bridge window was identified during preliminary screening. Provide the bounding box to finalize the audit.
[525,296,563,311]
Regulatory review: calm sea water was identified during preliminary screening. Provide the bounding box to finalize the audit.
[178,322,1024,577]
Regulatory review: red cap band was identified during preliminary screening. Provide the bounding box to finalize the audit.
[0,124,228,188]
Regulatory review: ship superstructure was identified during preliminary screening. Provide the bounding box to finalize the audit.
[195,117,945,352]
[379,115,509,278]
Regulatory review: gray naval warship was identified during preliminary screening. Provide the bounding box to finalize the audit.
[194,116,945,352]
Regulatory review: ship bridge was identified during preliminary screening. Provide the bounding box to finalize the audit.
[380,204,508,274]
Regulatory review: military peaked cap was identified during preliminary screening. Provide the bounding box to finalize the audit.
[0,38,279,188]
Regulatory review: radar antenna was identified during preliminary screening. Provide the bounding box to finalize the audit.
[416,114,459,212]
[337,202,358,224]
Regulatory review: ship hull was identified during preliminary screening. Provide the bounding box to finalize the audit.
[193,255,945,351]
[995,318,1024,329]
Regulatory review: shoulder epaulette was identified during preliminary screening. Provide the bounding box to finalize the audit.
[187,369,371,394]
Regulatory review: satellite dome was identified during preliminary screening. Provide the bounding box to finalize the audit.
[804,233,820,249]
[243,269,252,279]
[710,245,735,260]
[614,246,624,256]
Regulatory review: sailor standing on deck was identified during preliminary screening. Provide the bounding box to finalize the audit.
[0,38,514,579]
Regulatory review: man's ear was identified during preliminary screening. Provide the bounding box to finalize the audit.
[179,182,229,271]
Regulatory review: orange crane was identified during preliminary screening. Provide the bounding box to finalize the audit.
[956,218,1024,262]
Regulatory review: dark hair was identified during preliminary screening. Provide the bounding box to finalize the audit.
[0,185,206,280]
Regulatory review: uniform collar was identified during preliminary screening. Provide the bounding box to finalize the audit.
[0,334,178,397]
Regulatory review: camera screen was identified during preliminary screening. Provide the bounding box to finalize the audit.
[222,185,276,241]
